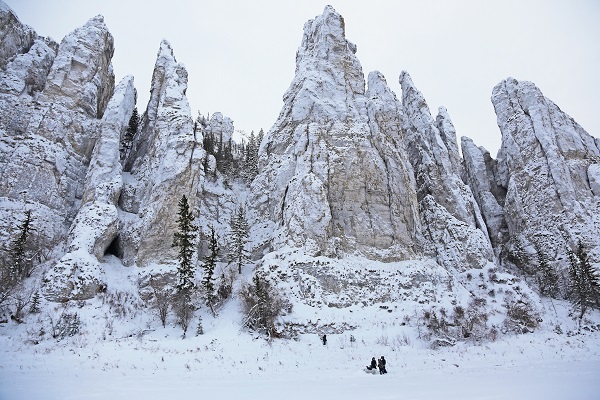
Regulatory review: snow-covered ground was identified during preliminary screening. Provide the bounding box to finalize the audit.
[1,288,599,400]
[2,250,599,400]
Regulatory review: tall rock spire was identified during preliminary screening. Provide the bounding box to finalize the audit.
[120,40,204,267]
[490,77,600,264]
[249,7,419,260]
[400,71,494,270]
[40,15,115,118]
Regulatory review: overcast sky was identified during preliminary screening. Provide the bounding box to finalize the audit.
[7,0,600,155]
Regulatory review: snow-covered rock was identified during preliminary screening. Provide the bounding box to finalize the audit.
[0,39,56,96]
[399,71,494,270]
[0,14,117,256]
[206,112,234,144]
[250,6,421,260]
[0,1,36,70]
[43,76,136,301]
[461,136,507,251]
[121,40,204,267]
[39,15,115,118]
[492,77,600,264]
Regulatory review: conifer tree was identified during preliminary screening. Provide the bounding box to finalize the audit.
[535,244,559,297]
[172,195,198,334]
[121,107,139,159]
[568,240,600,321]
[229,205,250,274]
[11,209,34,279]
[29,290,41,314]
[243,131,259,181]
[201,225,219,315]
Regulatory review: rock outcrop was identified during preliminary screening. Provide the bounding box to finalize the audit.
[39,15,115,118]
[120,40,204,267]
[399,71,494,270]
[489,78,600,264]
[1,2,598,309]
[0,8,116,256]
[0,2,36,70]
[44,77,136,301]
[250,6,420,260]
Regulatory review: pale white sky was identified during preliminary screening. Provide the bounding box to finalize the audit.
[6,0,600,155]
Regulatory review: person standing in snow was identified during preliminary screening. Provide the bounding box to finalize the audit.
[378,356,387,374]
[322,334,327,345]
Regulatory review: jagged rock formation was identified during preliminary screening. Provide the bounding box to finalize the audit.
[206,112,234,144]
[0,3,115,257]
[1,2,598,307]
[399,71,494,271]
[44,77,136,301]
[250,6,422,261]
[461,137,507,251]
[39,15,115,118]
[250,6,493,271]
[0,2,36,70]
[120,40,204,267]
[464,78,600,265]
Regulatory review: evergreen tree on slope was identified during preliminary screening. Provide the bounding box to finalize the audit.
[172,195,198,334]
[568,240,600,321]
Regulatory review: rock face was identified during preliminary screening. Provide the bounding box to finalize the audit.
[250,6,420,260]
[489,78,600,264]
[1,3,599,307]
[39,15,115,118]
[0,2,36,70]
[120,40,204,267]
[399,71,494,270]
[0,8,116,257]
[44,77,136,301]
[461,137,507,251]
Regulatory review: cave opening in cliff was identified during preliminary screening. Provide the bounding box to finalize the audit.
[104,235,123,259]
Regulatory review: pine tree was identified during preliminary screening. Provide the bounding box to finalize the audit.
[243,131,259,181]
[568,240,600,321]
[196,315,204,336]
[121,107,139,159]
[535,244,559,297]
[29,290,41,314]
[172,195,198,334]
[229,205,250,274]
[201,225,219,315]
[12,210,34,279]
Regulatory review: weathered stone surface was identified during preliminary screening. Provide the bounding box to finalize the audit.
[43,77,136,301]
[250,6,420,260]
[40,15,115,118]
[461,136,507,251]
[492,77,600,263]
[0,39,56,96]
[0,1,36,70]
[399,71,494,269]
[121,40,204,267]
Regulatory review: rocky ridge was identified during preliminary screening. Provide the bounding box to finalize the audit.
[0,2,598,308]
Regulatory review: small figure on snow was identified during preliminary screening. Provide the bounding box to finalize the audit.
[322,334,327,345]
[378,356,387,374]
[366,357,377,371]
